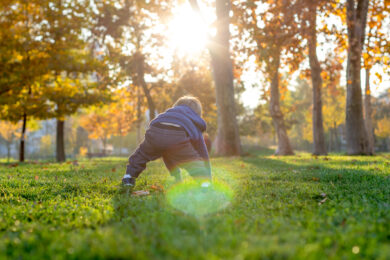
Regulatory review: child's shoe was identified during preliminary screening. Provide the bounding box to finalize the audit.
[122,175,136,187]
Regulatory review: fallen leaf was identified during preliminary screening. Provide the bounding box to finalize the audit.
[34,176,39,180]
[111,168,116,172]
[323,157,330,161]
[318,197,327,205]
[132,190,150,196]
[150,185,164,191]
[240,163,245,168]
[312,177,320,181]
[72,161,79,166]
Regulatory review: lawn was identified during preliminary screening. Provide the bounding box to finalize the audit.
[0,148,389,259]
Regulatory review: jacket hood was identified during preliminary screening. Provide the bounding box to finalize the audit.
[172,105,206,132]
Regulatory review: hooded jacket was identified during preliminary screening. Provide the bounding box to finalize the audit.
[150,105,211,175]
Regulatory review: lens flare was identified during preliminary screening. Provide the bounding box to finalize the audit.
[166,180,233,217]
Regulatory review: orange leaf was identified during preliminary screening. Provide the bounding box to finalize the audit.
[132,190,150,196]
[150,185,164,191]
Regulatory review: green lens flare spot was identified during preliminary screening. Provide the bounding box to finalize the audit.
[166,180,233,217]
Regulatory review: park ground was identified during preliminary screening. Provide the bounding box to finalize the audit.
[0,148,389,259]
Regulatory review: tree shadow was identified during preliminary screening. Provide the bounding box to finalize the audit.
[241,153,390,206]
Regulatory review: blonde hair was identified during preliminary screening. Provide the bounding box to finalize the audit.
[174,96,202,116]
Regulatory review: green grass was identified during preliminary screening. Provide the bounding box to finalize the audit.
[0,149,389,259]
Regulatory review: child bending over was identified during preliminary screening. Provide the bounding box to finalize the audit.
[122,96,211,187]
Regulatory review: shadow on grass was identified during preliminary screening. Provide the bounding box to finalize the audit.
[241,153,390,206]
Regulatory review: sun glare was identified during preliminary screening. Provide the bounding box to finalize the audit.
[166,5,209,56]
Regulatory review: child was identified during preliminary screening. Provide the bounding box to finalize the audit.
[122,96,211,187]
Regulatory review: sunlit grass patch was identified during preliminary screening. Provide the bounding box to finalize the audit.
[167,180,233,217]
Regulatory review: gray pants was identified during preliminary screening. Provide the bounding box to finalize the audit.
[128,125,210,180]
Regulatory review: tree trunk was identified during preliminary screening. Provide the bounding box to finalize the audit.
[135,52,156,120]
[269,52,294,155]
[136,86,143,144]
[19,113,27,162]
[364,68,375,154]
[6,141,11,162]
[208,0,241,156]
[102,136,107,154]
[345,0,370,155]
[328,127,333,152]
[308,2,327,155]
[334,122,340,151]
[56,119,66,162]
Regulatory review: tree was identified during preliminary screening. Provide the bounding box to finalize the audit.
[1,82,51,162]
[43,75,109,162]
[345,0,370,155]
[362,0,389,154]
[0,0,51,162]
[321,53,345,152]
[234,0,305,155]
[0,0,29,99]
[0,121,21,162]
[210,0,241,155]
[302,0,327,155]
[189,0,241,155]
[80,89,137,153]
[376,117,390,139]
[39,0,110,162]
[92,0,168,121]
[0,0,105,162]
